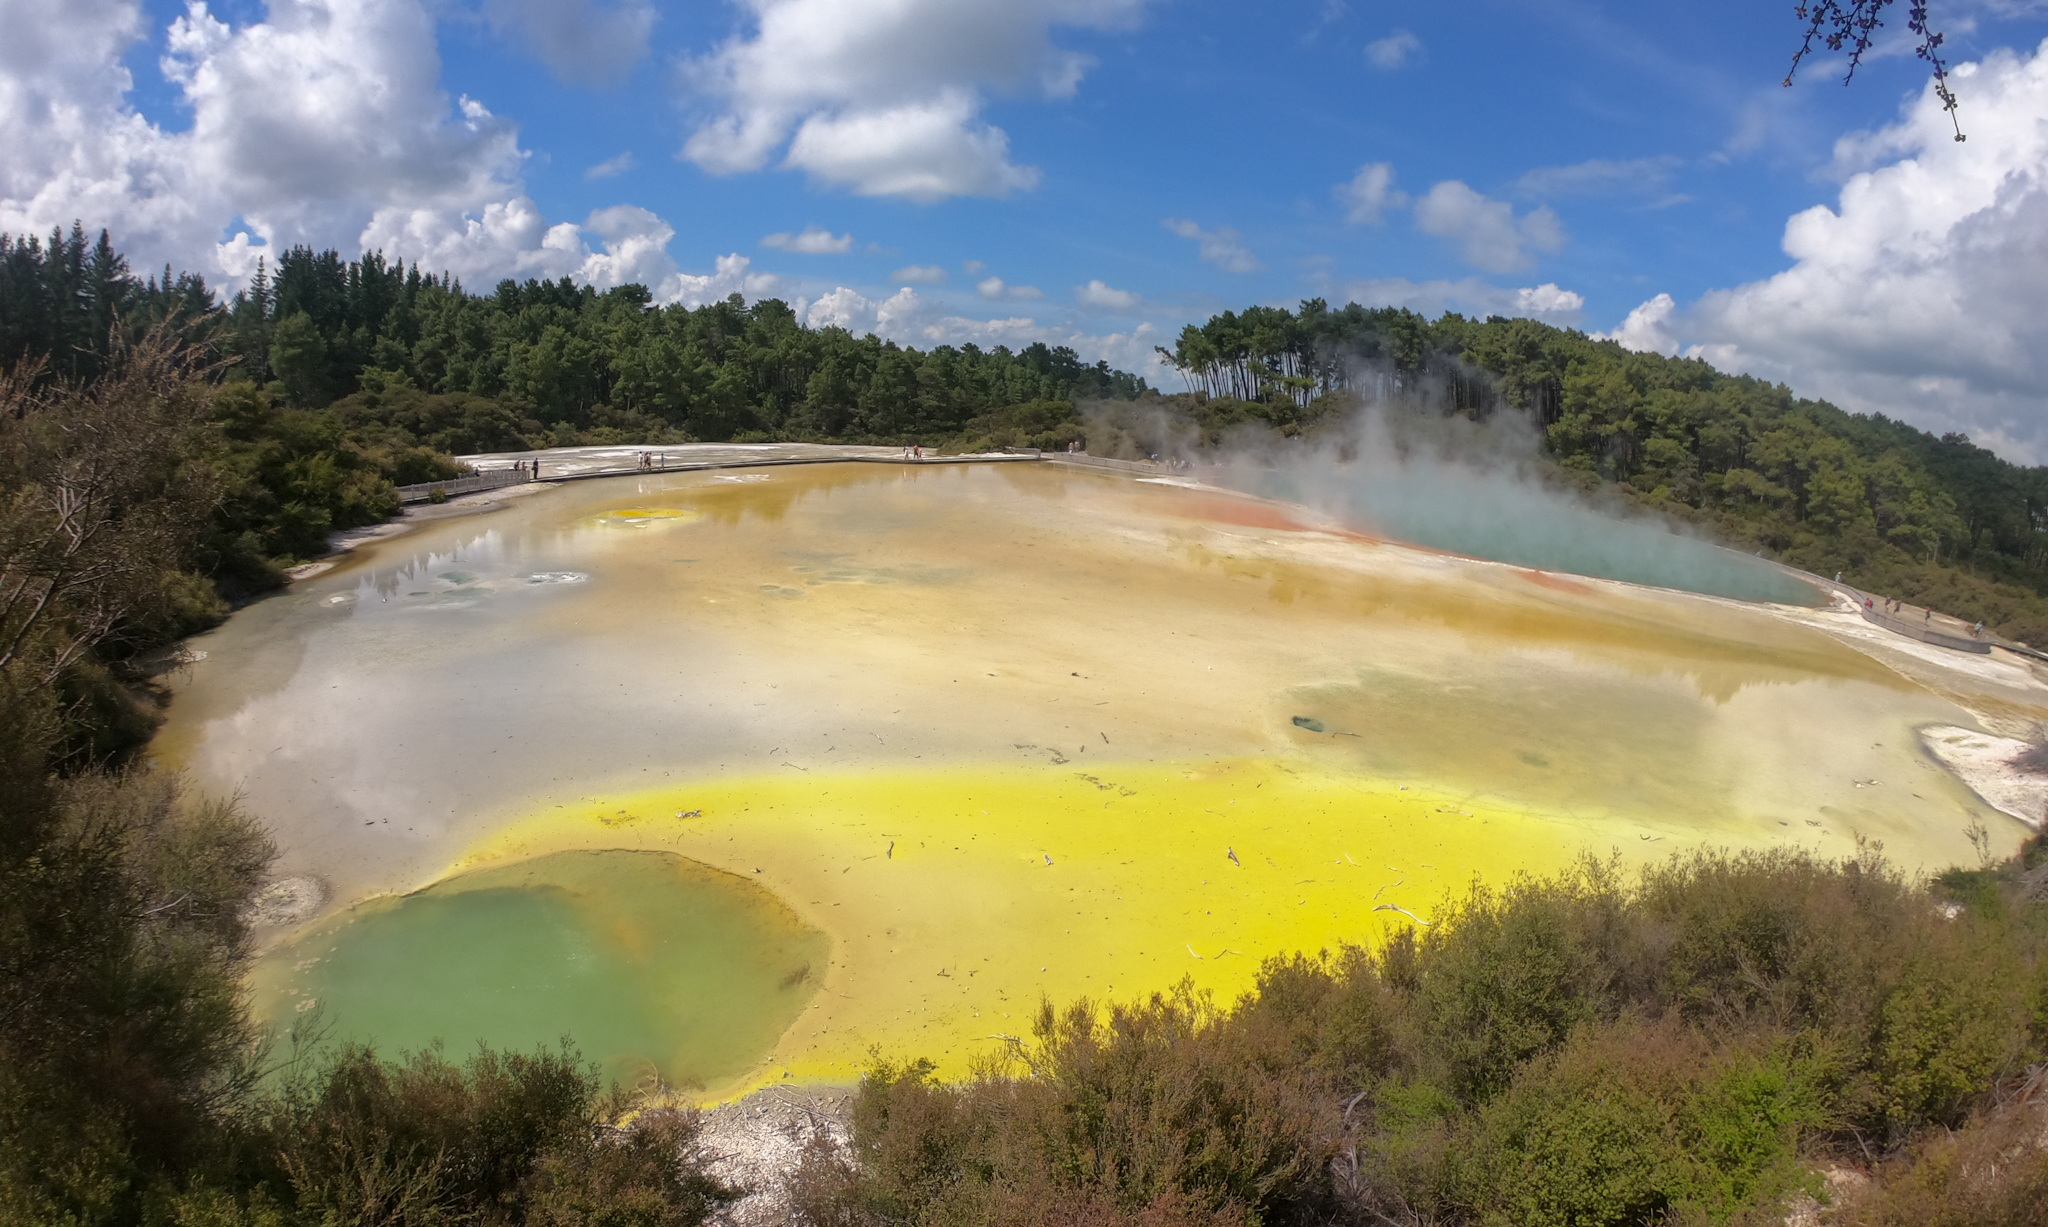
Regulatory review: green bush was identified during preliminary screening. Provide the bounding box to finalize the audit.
[1448,1023,1824,1226]
[811,846,2048,1227]
[254,1043,737,1227]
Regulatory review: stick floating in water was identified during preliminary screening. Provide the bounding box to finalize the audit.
[1186,944,1202,959]
[1373,903,1432,926]
[1226,846,1240,866]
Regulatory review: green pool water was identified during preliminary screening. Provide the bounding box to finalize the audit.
[251,850,828,1088]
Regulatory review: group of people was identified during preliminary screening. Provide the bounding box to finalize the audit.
[1859,591,1986,638]
[899,444,924,459]
[635,451,665,471]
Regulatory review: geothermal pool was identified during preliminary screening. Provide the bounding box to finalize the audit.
[154,460,2045,1094]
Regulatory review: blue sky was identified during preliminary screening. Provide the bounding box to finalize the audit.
[9,0,2048,455]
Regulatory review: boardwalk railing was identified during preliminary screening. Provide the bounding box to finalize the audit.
[1838,586,1993,654]
[395,468,532,504]
[1861,604,1991,654]
[1047,452,1187,476]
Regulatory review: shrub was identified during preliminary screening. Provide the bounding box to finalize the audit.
[1404,860,1630,1100]
[1831,1089,2048,1227]
[808,845,2048,1227]
[258,1041,738,1226]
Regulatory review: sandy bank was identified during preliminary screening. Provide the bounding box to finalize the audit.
[695,1085,852,1226]
[1919,726,2048,829]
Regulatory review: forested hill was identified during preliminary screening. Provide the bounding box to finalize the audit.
[1,224,1146,444]
[1150,302,2048,643]
[0,225,1147,576]
[8,225,2048,640]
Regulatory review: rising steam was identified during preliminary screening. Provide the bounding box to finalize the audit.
[1084,386,1819,606]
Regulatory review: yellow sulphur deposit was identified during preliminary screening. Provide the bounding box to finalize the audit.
[453,756,1838,1096]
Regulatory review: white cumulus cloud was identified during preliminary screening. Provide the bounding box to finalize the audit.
[763,225,853,253]
[585,151,635,179]
[1337,161,1406,224]
[679,0,1146,201]
[0,0,716,303]
[976,275,1043,299]
[670,251,781,307]
[1592,292,1679,355]
[1163,217,1260,273]
[893,264,947,283]
[1412,181,1564,273]
[1332,276,1585,323]
[802,284,924,333]
[575,205,682,291]
[783,90,1038,200]
[798,283,1167,381]
[1077,279,1139,309]
[1605,40,2048,459]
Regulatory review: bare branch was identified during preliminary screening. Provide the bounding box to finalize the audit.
[1787,0,1965,141]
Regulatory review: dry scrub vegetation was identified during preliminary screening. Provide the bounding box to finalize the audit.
[0,334,740,1226]
[783,842,2048,1227]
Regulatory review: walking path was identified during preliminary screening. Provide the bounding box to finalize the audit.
[1834,581,1996,655]
[451,442,1033,486]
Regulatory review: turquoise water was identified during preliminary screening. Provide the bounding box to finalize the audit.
[1236,460,1821,605]
[252,850,828,1088]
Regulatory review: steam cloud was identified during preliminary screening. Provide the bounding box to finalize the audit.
[1085,379,1818,606]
